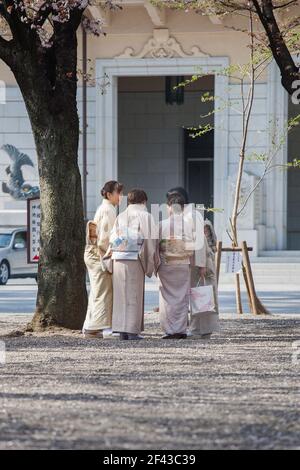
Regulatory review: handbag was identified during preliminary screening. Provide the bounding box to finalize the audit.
[86,221,98,245]
[190,278,215,315]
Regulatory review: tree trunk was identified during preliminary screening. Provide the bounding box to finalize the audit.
[30,112,87,330]
[12,29,88,330]
[252,0,300,95]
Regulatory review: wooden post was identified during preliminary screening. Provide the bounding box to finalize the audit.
[241,241,258,315]
[215,241,222,285]
[240,262,252,310]
[235,273,243,314]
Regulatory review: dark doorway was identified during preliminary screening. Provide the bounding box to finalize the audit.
[184,128,214,221]
[118,75,214,206]
[287,100,300,249]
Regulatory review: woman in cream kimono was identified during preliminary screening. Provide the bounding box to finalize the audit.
[82,180,123,339]
[110,189,157,341]
[158,192,206,339]
[166,187,219,339]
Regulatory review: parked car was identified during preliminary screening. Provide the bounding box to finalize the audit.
[0,227,37,285]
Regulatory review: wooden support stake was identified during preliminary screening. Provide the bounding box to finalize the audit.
[242,265,253,312]
[215,241,222,285]
[241,241,258,315]
[216,241,269,316]
[235,273,243,314]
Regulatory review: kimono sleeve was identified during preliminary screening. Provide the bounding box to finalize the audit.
[96,207,116,254]
[139,212,159,277]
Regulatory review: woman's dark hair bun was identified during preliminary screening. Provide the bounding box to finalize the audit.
[167,192,185,208]
[127,188,148,205]
[166,186,189,204]
[101,180,123,199]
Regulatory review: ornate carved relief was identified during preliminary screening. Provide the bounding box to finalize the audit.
[115,29,209,59]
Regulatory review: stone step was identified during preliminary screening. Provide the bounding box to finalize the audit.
[219,262,300,284]
[259,251,300,258]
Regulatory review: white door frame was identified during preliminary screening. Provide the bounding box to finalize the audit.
[95,56,229,238]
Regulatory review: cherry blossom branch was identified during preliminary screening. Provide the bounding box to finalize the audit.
[251,0,300,94]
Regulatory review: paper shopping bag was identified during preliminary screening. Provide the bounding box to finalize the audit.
[190,284,215,315]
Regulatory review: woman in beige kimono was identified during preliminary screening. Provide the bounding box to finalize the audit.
[158,192,206,339]
[110,189,157,341]
[82,180,123,339]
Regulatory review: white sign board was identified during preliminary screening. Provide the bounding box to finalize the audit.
[27,198,41,264]
[225,252,242,274]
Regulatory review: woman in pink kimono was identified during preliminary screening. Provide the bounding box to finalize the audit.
[162,187,219,339]
[110,189,157,341]
[158,192,206,339]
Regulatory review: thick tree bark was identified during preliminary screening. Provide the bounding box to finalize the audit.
[30,111,87,330]
[9,23,88,330]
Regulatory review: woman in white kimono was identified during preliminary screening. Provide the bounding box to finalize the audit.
[158,192,206,339]
[82,180,123,339]
[110,189,157,341]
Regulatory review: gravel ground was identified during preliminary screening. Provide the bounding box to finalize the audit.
[0,313,299,450]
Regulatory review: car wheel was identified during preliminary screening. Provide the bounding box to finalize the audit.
[0,261,10,285]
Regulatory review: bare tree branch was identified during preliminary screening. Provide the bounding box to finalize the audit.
[230,8,256,246]
[273,0,298,9]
